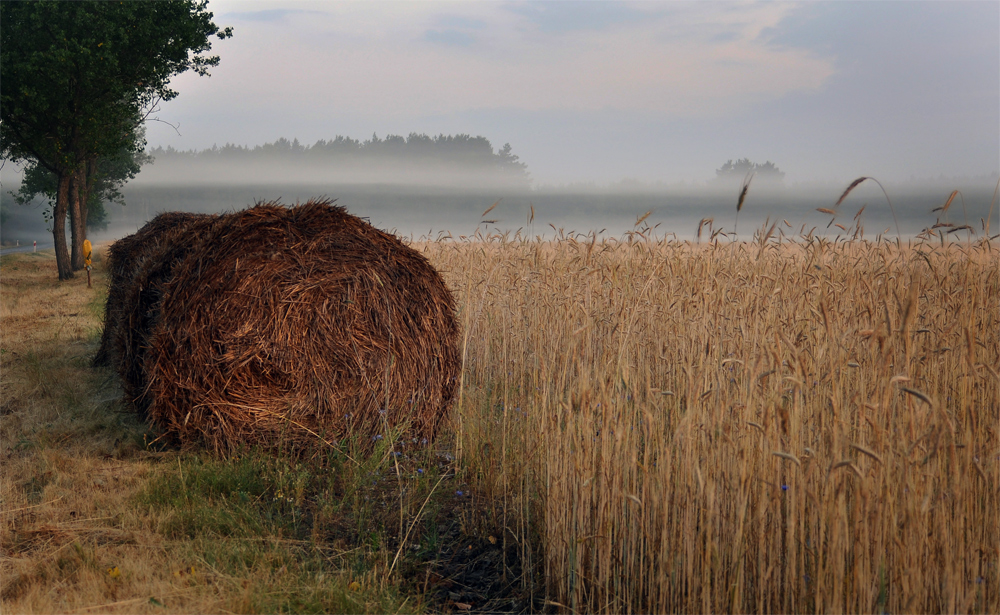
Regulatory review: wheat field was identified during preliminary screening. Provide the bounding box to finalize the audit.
[423,231,999,613]
[2,229,998,613]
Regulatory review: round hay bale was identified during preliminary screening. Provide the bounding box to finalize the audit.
[137,200,460,452]
[107,214,225,411]
[94,212,214,368]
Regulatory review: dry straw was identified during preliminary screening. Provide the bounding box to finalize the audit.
[986,177,999,237]
[430,229,999,614]
[834,176,901,239]
[734,171,754,235]
[98,200,460,452]
[93,211,213,369]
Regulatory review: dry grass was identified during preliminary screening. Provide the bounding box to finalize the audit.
[1,251,189,613]
[3,227,998,614]
[1,251,415,614]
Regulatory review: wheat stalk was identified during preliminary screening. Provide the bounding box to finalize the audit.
[481,198,501,218]
[835,177,869,205]
[735,171,754,236]
[987,177,999,238]
[834,176,900,240]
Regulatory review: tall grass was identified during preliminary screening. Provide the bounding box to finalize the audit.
[424,230,999,613]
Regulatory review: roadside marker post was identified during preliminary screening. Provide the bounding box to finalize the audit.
[84,240,93,288]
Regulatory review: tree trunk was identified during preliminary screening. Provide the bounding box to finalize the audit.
[54,173,74,280]
[80,158,97,231]
[69,165,86,270]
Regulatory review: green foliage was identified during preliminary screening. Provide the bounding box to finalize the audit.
[0,188,11,227]
[12,130,153,231]
[1,0,231,276]
[0,0,231,171]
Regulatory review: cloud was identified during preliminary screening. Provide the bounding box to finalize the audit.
[224,8,325,23]
[425,29,478,47]
[433,15,487,30]
[194,2,835,120]
[505,2,650,33]
[147,2,996,183]
[424,13,488,47]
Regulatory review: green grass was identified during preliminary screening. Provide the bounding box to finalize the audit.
[126,434,500,612]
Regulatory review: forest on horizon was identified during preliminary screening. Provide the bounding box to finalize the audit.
[140,133,532,187]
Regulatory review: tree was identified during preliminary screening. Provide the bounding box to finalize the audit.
[715,158,786,183]
[497,143,530,182]
[146,134,533,187]
[12,128,153,232]
[1,1,231,279]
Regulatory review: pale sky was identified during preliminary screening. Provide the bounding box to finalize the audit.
[144,0,1000,186]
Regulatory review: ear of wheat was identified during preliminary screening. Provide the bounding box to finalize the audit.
[836,176,869,206]
[835,176,900,240]
[738,171,754,213]
[735,171,754,236]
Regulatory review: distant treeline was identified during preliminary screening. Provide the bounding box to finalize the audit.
[144,134,531,187]
[715,158,785,183]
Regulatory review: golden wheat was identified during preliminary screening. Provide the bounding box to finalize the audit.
[421,232,999,614]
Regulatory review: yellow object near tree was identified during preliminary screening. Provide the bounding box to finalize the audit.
[83,239,92,268]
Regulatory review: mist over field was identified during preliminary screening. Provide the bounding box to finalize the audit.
[3,153,997,246]
[110,178,1000,243]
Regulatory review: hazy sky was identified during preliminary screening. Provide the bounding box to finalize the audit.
[144,1,999,186]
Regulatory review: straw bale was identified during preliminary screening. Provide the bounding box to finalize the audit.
[93,212,214,368]
[106,214,225,411]
[103,200,460,452]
